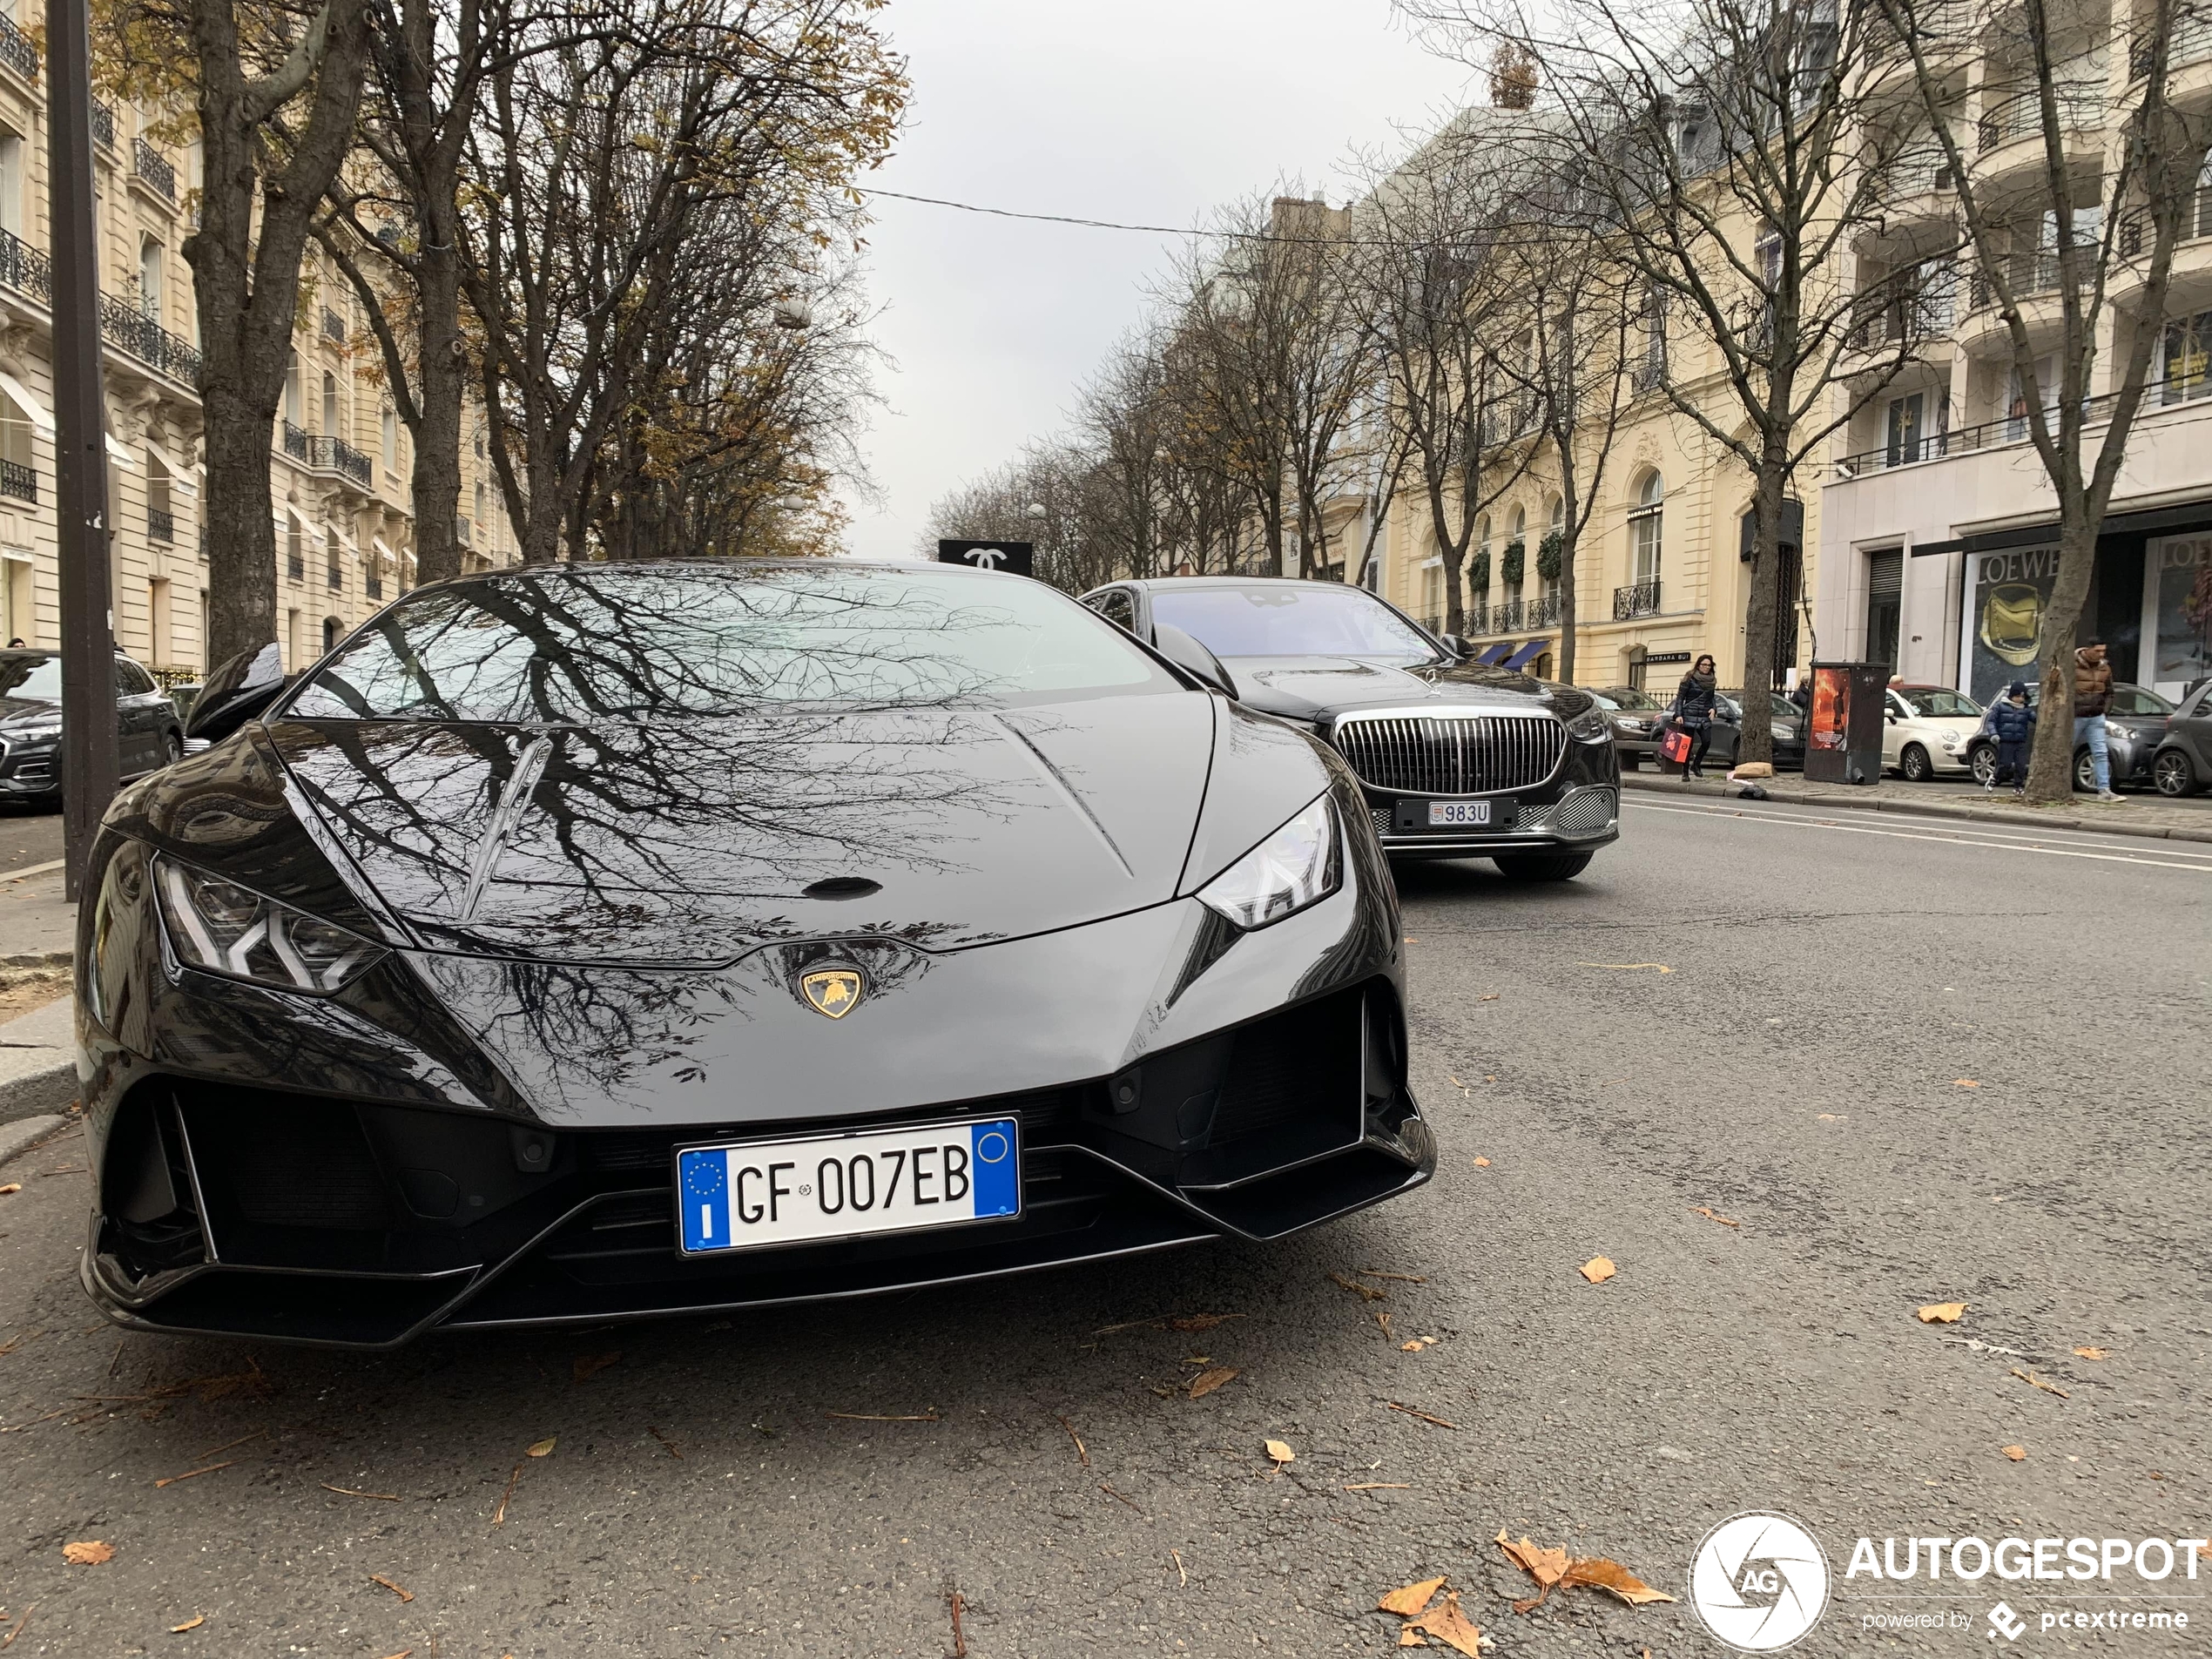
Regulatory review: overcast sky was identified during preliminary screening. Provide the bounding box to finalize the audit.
[838,0,1480,560]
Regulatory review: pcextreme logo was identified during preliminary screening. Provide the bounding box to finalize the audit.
[1688,1512,1832,1652]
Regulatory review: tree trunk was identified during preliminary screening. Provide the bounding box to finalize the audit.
[2026,511,2099,802]
[1737,461,1787,766]
[1557,529,1580,684]
[199,380,280,659]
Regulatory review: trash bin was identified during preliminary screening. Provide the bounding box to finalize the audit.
[1804,661,1889,785]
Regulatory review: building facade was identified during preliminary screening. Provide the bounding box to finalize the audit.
[0,32,516,683]
[1815,8,2212,705]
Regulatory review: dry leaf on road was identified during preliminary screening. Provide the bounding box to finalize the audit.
[1952,1079,1979,1088]
[0,1184,20,1196]
[525,1436,557,1457]
[1581,1257,1616,1284]
[1496,1532,1569,1594]
[572,1352,619,1383]
[61,1541,113,1566]
[2073,1346,2111,1360]
[1188,1366,1238,1399]
[1406,1589,1487,1655]
[1560,1559,1676,1606]
[368,1575,414,1603]
[1691,1206,1741,1228]
[1472,1157,1490,1168]
[2002,1445,2027,1460]
[1264,1439,1294,1466]
[1916,1302,1966,1323]
[168,1615,204,1632]
[1377,1576,1448,1617]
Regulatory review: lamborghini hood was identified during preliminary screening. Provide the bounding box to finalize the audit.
[265,695,1220,964]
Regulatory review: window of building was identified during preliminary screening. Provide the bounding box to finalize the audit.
[286,606,300,670]
[145,451,172,543]
[381,405,398,472]
[0,386,32,501]
[326,525,342,592]
[1469,515,1491,615]
[1420,557,1445,632]
[148,576,172,667]
[0,131,21,239]
[283,351,302,428]
[2,548,30,645]
[321,371,338,439]
[1629,471,1663,585]
[286,512,304,582]
[2160,309,2212,403]
[138,238,162,320]
[1542,496,1564,601]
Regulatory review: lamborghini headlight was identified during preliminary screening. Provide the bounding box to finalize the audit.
[154,856,386,993]
[1196,796,1340,930]
[1565,705,1613,743]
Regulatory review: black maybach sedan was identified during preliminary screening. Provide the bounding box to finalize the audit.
[1081,577,1620,880]
[76,561,1433,1347]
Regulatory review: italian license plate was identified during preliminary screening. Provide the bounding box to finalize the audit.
[1428,799,1492,826]
[676,1117,1021,1255]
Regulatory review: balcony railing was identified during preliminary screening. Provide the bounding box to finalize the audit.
[1966,248,2093,313]
[147,506,174,543]
[321,307,345,343]
[132,139,177,201]
[2117,189,2212,256]
[280,421,373,485]
[0,228,50,303]
[1490,597,1524,633]
[98,293,202,383]
[1614,580,1662,620]
[1977,84,2105,152]
[287,549,304,581]
[0,15,37,79]
[366,571,383,600]
[2131,13,2212,79]
[1831,374,2211,478]
[1476,396,1541,448]
[1879,145,1959,201]
[0,459,33,503]
[327,559,342,592]
[90,100,114,151]
[1525,591,1561,628]
[1630,357,1666,394]
[1851,266,1958,347]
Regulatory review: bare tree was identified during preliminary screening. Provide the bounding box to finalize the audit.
[1407,0,1925,761]
[1870,0,2211,799]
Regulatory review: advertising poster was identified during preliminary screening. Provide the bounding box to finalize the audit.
[1968,546,2060,704]
[2151,532,2212,691]
[1808,664,1851,752]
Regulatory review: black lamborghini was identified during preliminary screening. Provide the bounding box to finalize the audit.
[76,560,1433,1347]
[1079,577,1621,878]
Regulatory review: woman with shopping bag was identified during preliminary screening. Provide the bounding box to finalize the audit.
[1662,654,1721,780]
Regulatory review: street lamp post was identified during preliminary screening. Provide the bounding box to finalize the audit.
[47,0,117,902]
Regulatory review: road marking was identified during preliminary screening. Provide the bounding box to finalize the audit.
[0,859,63,883]
[1626,801,2212,872]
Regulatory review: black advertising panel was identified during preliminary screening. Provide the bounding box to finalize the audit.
[937,540,1035,577]
[1804,660,1889,784]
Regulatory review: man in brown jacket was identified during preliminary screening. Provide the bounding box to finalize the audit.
[2073,640,2121,800]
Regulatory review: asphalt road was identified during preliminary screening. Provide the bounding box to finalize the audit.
[1,799,2206,1657]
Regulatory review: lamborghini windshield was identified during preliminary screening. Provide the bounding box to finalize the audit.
[289,563,1173,721]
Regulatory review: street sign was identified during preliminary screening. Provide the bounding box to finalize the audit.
[938,540,1034,576]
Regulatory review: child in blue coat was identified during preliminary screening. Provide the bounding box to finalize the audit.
[1981,682,2037,796]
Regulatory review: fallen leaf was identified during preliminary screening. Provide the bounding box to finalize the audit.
[1952,1079,1979,1088]
[1817,1113,1844,1122]
[169,1615,204,1632]
[1580,1256,1616,1284]
[1378,1576,1448,1617]
[61,1541,112,1566]
[368,1574,414,1603]
[1264,1439,1294,1466]
[1377,1311,1393,1339]
[0,1184,19,1196]
[1916,1302,1966,1323]
[2073,1346,2110,1360]
[1399,1628,1426,1649]
[492,1461,524,1527]
[1406,1588,1487,1655]
[1477,993,1499,1001]
[2011,1366,2071,1399]
[1691,1206,1741,1228]
[571,1352,619,1383]
[524,1436,557,1457]
[1330,1271,1386,1302]
[1472,1157,1490,1168]
[1496,1532,1570,1598]
[1187,1366,1238,1399]
[2002,1445,2027,1460]
[1400,1340,1425,1352]
[1560,1559,1676,1607]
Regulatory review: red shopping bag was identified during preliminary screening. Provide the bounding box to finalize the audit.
[1660,727,1693,765]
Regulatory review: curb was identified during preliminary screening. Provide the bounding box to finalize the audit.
[1619,771,2212,844]
[0,1111,72,1168]
[0,995,76,1127]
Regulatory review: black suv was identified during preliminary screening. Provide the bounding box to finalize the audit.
[0,651,185,800]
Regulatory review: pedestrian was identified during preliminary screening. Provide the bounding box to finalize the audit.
[1980,680,2036,798]
[2072,640,2122,801]
[1672,653,1721,781]
[1790,676,1812,714]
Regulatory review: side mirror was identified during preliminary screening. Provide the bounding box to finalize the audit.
[1152,623,1237,698]
[1440,633,1468,658]
[186,642,290,743]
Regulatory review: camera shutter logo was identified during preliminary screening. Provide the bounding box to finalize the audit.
[1688,1512,1831,1651]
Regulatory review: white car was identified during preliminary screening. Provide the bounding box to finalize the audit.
[1882,684,1986,781]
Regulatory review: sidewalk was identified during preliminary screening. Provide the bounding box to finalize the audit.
[0,866,78,1141]
[1620,768,2212,842]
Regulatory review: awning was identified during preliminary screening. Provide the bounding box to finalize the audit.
[0,372,54,434]
[1474,643,1514,665]
[1502,638,1553,671]
[104,434,135,470]
[371,536,394,566]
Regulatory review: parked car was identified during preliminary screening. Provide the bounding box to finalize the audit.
[1881,684,1985,781]
[1081,577,1621,881]
[2150,681,2212,796]
[1713,689,1808,771]
[0,650,185,800]
[1964,682,2172,790]
[1585,685,1669,769]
